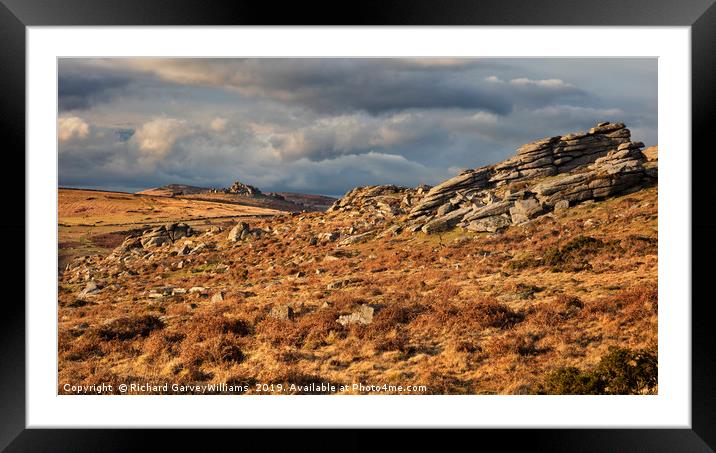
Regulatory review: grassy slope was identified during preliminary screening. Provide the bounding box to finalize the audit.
[58,188,282,270]
[58,186,657,394]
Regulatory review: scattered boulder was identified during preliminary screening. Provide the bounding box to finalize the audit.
[466,215,511,233]
[554,199,570,212]
[173,243,191,256]
[337,304,375,326]
[324,249,358,261]
[509,197,544,224]
[338,231,374,245]
[318,232,340,243]
[211,292,224,303]
[140,226,172,248]
[327,277,360,290]
[79,280,101,297]
[112,236,142,255]
[228,222,249,241]
[164,222,192,241]
[269,304,294,321]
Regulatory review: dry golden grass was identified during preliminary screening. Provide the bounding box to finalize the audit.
[59,188,279,226]
[58,186,658,395]
[58,188,283,271]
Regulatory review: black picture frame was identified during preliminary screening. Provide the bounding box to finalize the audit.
[2,0,714,450]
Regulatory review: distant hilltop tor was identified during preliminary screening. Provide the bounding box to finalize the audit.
[137,184,209,197]
[137,180,337,212]
[138,180,261,197]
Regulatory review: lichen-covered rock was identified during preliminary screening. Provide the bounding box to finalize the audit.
[421,207,472,234]
[228,222,249,241]
[408,122,632,224]
[269,304,293,321]
[466,215,511,233]
[409,167,492,218]
[509,197,544,224]
[337,304,375,326]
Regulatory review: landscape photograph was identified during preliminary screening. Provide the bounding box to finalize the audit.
[57,58,658,395]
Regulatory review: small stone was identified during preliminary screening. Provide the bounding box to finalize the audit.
[327,277,358,290]
[554,199,570,212]
[337,304,375,326]
[79,281,101,296]
[228,222,249,241]
[466,215,511,233]
[269,304,294,321]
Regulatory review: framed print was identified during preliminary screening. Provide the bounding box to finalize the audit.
[3,0,715,450]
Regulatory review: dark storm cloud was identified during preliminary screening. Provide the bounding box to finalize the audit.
[58,73,132,111]
[99,58,588,116]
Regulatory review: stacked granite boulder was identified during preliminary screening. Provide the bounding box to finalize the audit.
[327,184,431,219]
[403,122,652,234]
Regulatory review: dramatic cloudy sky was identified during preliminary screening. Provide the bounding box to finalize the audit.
[58,58,657,196]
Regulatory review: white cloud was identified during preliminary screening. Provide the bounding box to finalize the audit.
[259,113,426,161]
[133,117,188,159]
[210,117,228,132]
[509,77,574,89]
[486,75,576,91]
[58,116,90,142]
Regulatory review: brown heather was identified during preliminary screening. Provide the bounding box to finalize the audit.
[58,185,658,395]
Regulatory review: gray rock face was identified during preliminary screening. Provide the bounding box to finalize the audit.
[113,236,142,255]
[466,215,511,233]
[164,223,192,241]
[533,142,646,207]
[436,202,454,216]
[130,223,195,250]
[404,122,645,234]
[461,200,513,223]
[421,207,472,234]
[554,199,570,212]
[338,231,374,246]
[337,304,375,326]
[409,167,492,219]
[509,197,544,224]
[327,184,415,215]
[408,122,631,223]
